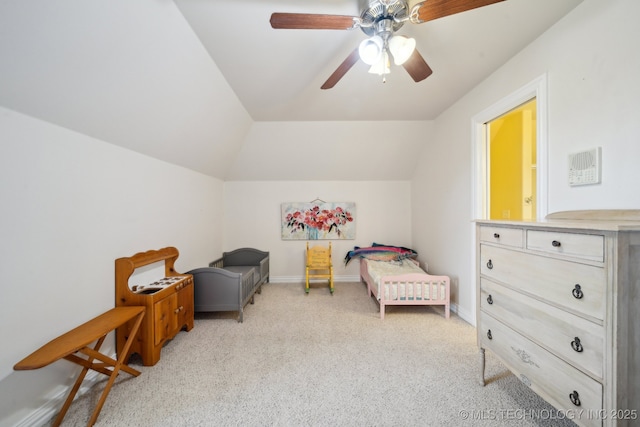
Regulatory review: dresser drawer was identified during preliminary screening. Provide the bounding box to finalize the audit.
[480,245,605,320]
[526,230,604,262]
[479,226,524,248]
[480,278,604,379]
[479,314,603,427]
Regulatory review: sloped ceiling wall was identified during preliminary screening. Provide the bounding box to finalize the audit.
[0,0,252,179]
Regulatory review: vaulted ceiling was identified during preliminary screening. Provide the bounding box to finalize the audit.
[175,0,582,121]
[0,0,582,180]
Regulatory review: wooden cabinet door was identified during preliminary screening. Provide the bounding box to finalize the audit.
[176,282,194,331]
[153,293,178,346]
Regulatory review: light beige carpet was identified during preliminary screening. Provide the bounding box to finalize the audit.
[52,282,576,426]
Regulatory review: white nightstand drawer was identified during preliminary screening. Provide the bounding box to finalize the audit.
[480,278,604,379]
[479,314,603,427]
[480,245,605,321]
[479,226,524,248]
[526,230,604,262]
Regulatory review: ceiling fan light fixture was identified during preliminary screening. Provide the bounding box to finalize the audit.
[358,36,383,65]
[368,50,391,76]
[388,35,416,65]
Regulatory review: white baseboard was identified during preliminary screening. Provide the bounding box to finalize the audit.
[269,275,360,283]
[454,305,475,325]
[15,361,106,427]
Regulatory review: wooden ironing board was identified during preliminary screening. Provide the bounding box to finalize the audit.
[14,306,145,427]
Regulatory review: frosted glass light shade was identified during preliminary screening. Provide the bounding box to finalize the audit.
[388,35,416,65]
[358,36,383,65]
[368,51,391,75]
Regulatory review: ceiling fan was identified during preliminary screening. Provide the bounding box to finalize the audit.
[270,0,506,89]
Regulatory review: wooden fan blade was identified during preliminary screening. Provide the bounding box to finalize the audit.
[410,0,506,24]
[270,13,358,30]
[321,49,360,90]
[402,49,433,83]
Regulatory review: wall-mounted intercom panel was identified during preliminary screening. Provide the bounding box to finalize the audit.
[568,147,601,186]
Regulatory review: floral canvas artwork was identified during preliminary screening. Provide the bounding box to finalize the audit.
[281,202,356,240]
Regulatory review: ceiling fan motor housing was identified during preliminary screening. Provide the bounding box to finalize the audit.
[360,0,409,37]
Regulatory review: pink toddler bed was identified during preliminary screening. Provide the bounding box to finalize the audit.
[360,258,450,319]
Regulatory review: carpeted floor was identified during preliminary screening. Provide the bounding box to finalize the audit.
[52,282,577,426]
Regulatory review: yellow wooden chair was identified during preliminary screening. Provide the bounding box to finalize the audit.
[305,242,334,294]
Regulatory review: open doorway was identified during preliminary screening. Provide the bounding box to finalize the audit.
[472,74,548,221]
[487,99,537,221]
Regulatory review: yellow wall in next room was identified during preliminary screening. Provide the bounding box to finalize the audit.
[489,100,537,221]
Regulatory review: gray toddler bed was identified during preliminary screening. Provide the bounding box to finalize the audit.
[187,248,269,323]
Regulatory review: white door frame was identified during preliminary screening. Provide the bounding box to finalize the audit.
[471,73,549,220]
[468,73,549,325]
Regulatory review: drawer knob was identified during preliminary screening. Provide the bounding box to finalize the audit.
[571,337,584,353]
[487,329,493,340]
[487,295,493,305]
[572,284,584,299]
[569,390,581,407]
[486,260,493,270]
[552,240,562,247]
[493,233,500,239]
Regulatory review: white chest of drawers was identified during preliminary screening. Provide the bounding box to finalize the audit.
[476,211,640,427]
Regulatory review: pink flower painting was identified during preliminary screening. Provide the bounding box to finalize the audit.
[281,202,356,240]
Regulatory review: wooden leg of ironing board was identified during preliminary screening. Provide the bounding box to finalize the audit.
[86,309,144,426]
[52,309,145,427]
[52,336,107,427]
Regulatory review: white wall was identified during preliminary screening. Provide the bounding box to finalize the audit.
[0,107,224,426]
[411,0,640,324]
[225,121,433,181]
[223,181,414,282]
